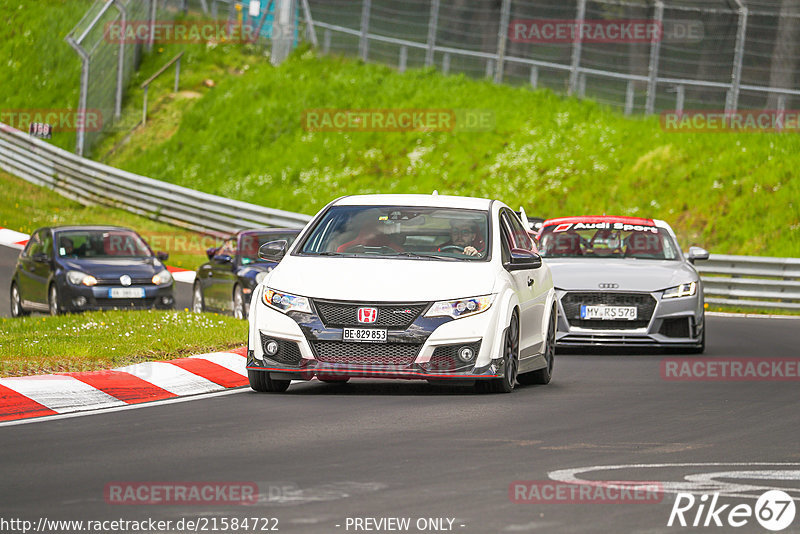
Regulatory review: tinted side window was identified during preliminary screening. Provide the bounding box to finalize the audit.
[41,231,54,260]
[505,211,534,251]
[24,231,43,258]
[216,239,237,258]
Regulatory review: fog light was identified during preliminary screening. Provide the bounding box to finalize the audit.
[457,346,476,363]
[161,296,174,305]
[73,296,87,307]
[264,339,279,356]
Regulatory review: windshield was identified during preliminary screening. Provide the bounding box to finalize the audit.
[239,232,299,264]
[299,205,490,261]
[538,224,681,260]
[56,230,152,259]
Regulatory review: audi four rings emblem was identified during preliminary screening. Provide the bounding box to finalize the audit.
[598,283,619,289]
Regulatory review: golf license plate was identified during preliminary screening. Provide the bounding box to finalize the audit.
[108,287,145,299]
[580,305,637,320]
[343,328,387,343]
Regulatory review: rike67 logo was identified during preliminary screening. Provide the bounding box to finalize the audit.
[668,490,796,531]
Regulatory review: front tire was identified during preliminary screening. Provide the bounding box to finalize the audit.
[248,369,290,392]
[519,305,556,385]
[233,285,246,320]
[192,283,204,313]
[10,282,29,317]
[477,311,519,394]
[48,284,60,316]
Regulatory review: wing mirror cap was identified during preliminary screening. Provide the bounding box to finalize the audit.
[258,240,288,262]
[504,249,543,271]
[688,246,709,263]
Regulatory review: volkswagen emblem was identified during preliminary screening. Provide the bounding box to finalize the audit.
[120,275,132,286]
[598,283,619,289]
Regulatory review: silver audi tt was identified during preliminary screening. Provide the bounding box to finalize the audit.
[537,216,708,352]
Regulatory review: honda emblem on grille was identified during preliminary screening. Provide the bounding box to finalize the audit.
[357,307,378,323]
[598,283,619,289]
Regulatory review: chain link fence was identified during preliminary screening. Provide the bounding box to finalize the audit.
[305,0,800,116]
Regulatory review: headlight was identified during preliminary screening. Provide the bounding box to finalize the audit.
[66,270,97,286]
[151,270,173,285]
[663,281,697,299]
[263,288,311,314]
[424,294,495,319]
[255,269,272,284]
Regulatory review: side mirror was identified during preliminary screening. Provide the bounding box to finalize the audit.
[156,251,169,261]
[258,240,288,262]
[212,254,233,264]
[687,246,709,264]
[32,253,48,263]
[206,247,218,260]
[504,249,542,271]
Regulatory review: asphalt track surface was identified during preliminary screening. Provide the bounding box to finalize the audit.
[1,238,798,532]
[0,245,193,317]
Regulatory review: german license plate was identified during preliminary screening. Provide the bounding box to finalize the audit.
[580,305,637,320]
[108,288,145,299]
[343,328,387,343]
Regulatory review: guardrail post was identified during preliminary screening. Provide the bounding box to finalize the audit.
[494,0,512,83]
[486,58,494,79]
[625,80,635,115]
[359,0,371,61]
[568,0,587,95]
[726,2,748,114]
[65,36,90,156]
[323,29,331,54]
[676,84,685,114]
[530,66,538,88]
[398,46,407,73]
[645,0,664,114]
[442,52,450,74]
[425,0,440,67]
[174,55,181,92]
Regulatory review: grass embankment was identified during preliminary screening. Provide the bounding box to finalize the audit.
[0,310,247,377]
[99,49,800,257]
[0,0,93,152]
[0,171,214,270]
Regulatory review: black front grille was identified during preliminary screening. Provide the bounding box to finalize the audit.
[659,317,691,338]
[312,299,428,329]
[259,332,302,365]
[95,278,153,286]
[428,341,482,372]
[311,341,421,366]
[94,298,157,309]
[561,292,656,330]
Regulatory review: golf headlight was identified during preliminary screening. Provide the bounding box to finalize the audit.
[425,295,495,319]
[151,270,173,285]
[67,270,97,286]
[255,270,272,284]
[663,281,697,299]
[263,288,311,314]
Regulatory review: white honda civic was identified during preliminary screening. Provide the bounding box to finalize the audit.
[246,194,556,393]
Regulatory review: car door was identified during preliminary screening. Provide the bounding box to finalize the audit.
[18,230,50,307]
[208,238,237,311]
[500,210,547,359]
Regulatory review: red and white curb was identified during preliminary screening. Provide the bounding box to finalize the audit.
[0,347,248,422]
[0,226,195,283]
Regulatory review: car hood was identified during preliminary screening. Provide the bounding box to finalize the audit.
[267,255,497,301]
[543,258,698,292]
[60,257,162,277]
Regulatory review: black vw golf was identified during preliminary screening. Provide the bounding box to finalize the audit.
[10,226,175,316]
[192,228,300,319]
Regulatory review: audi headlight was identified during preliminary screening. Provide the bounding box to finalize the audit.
[424,294,495,319]
[66,270,97,286]
[663,281,697,299]
[151,269,173,285]
[263,288,311,314]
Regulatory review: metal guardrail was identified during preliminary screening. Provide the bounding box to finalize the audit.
[698,254,800,311]
[0,123,311,236]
